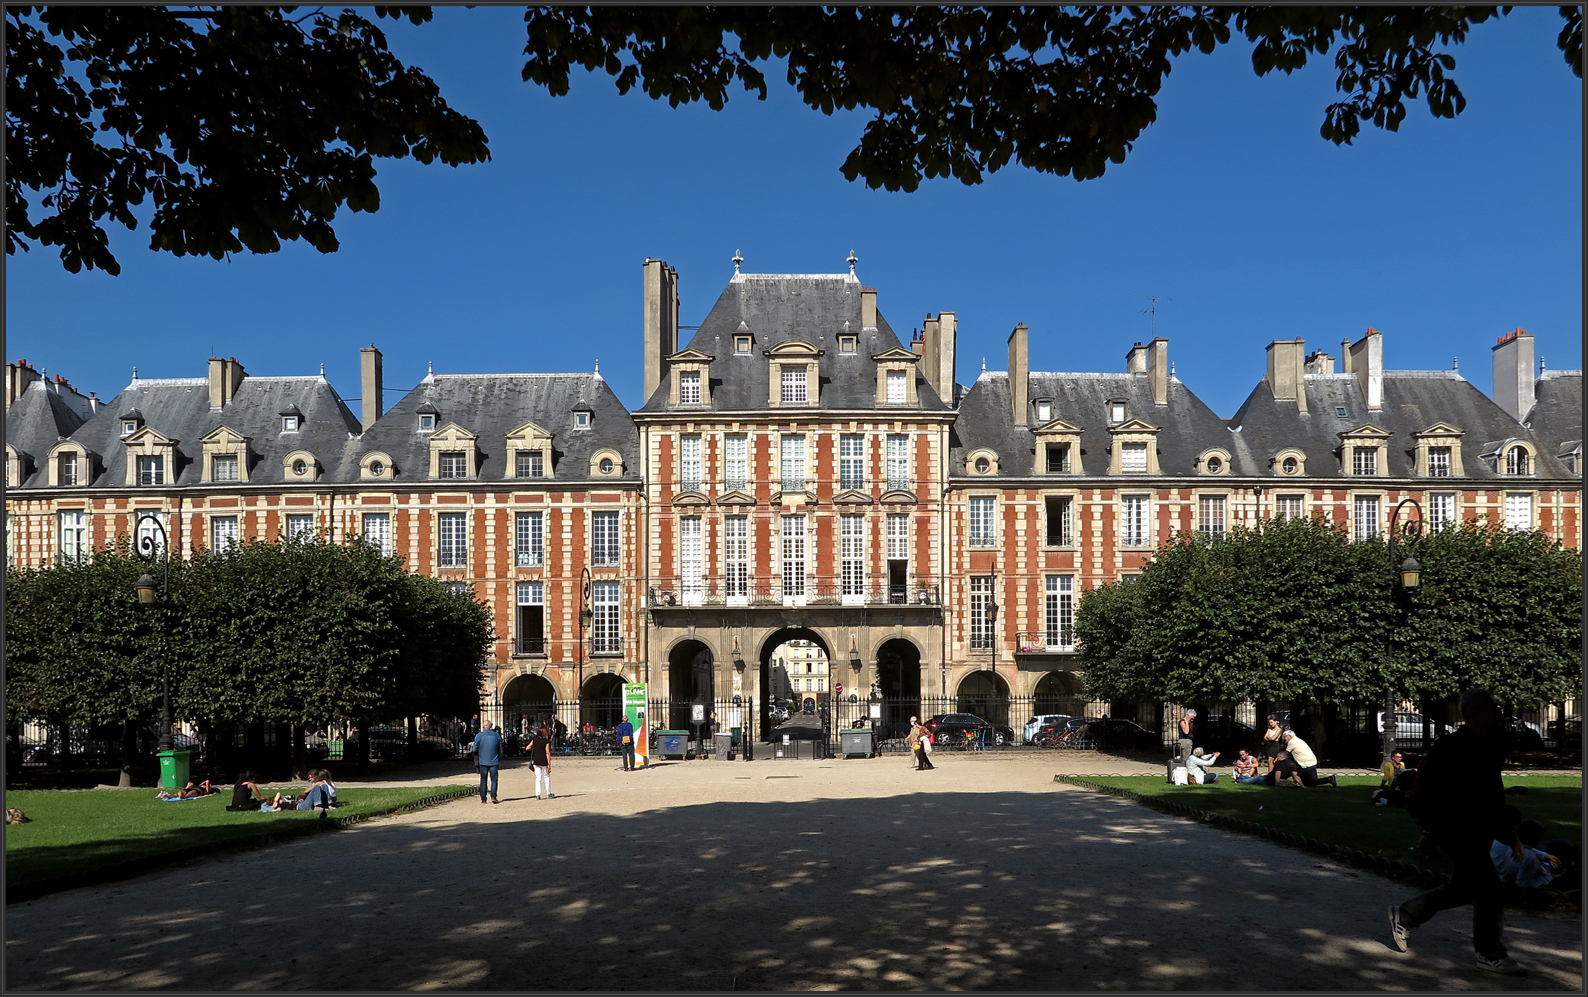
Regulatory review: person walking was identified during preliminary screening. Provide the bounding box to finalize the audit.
[907,717,935,771]
[1389,689,1528,976]
[1177,709,1197,765]
[616,714,637,771]
[473,720,503,805]
[529,724,554,800]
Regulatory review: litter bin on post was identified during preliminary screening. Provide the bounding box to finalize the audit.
[714,732,734,760]
[839,728,874,759]
[657,731,689,760]
[157,749,192,790]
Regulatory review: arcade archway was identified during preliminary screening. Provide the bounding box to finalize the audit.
[667,639,714,734]
[580,673,626,729]
[956,670,1011,728]
[1032,671,1086,720]
[758,627,832,737]
[875,637,922,734]
[502,673,556,737]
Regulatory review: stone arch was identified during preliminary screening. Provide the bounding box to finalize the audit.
[1031,671,1086,719]
[956,670,1011,728]
[580,673,626,729]
[501,673,556,737]
[757,627,833,736]
[874,637,922,733]
[667,639,715,733]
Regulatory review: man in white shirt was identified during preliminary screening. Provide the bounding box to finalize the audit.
[1282,730,1337,788]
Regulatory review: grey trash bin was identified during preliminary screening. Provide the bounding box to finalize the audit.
[714,732,734,760]
[840,728,874,758]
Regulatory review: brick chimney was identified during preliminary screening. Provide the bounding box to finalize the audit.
[360,344,384,431]
[1491,328,1535,423]
[860,286,877,329]
[642,258,679,402]
[1305,350,1335,375]
[1347,329,1383,410]
[5,359,41,408]
[1148,337,1170,407]
[1265,338,1307,413]
[1125,342,1148,374]
[1008,323,1029,424]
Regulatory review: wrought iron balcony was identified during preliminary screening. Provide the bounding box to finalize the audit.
[648,582,941,609]
[1015,631,1075,653]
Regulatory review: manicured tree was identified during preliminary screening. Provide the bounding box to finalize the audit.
[390,572,494,726]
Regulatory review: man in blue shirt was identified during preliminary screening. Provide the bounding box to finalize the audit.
[473,720,503,804]
[615,715,636,771]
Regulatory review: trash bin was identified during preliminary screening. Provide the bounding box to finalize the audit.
[157,749,193,790]
[730,726,743,747]
[714,733,734,760]
[839,728,874,758]
[657,731,689,759]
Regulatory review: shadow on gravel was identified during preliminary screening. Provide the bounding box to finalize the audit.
[7,790,1582,991]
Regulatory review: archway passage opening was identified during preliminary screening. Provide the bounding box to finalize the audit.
[666,640,714,737]
[502,673,556,738]
[580,673,626,730]
[758,627,832,739]
[956,670,1011,728]
[875,637,922,737]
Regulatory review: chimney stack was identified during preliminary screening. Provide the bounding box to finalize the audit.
[1347,328,1383,410]
[208,356,226,408]
[1148,337,1170,406]
[642,258,679,402]
[1491,328,1535,423]
[860,287,877,329]
[1125,342,1148,374]
[1265,338,1307,412]
[1305,350,1335,375]
[1008,323,1029,424]
[1339,338,1354,374]
[934,311,957,404]
[6,359,41,407]
[360,344,384,431]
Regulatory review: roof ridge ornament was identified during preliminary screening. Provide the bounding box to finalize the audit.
[594,359,602,379]
[733,249,743,275]
[847,249,858,276]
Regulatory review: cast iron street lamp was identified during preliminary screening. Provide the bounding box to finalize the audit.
[1384,498,1424,765]
[134,517,173,754]
[577,566,593,710]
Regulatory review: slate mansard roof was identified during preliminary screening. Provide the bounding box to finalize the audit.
[951,370,1230,478]
[6,382,91,479]
[22,374,361,488]
[1526,369,1583,460]
[361,372,639,482]
[1227,371,1575,480]
[639,272,950,413]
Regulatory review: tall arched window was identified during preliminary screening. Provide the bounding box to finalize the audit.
[1506,446,1531,476]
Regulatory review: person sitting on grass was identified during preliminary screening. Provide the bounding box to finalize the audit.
[1232,748,1264,784]
[1372,754,1420,806]
[318,768,339,807]
[1381,750,1406,787]
[226,772,285,812]
[1185,746,1220,784]
[294,771,332,811]
[1281,730,1337,788]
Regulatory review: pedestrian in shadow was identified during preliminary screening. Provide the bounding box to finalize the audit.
[473,720,502,805]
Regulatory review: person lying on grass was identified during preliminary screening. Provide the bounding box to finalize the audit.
[226,772,287,812]
[157,779,218,800]
[1491,820,1566,891]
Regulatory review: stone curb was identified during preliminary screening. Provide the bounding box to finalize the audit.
[6,787,475,905]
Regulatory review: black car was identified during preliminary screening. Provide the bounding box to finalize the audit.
[1065,718,1160,753]
[923,713,1016,747]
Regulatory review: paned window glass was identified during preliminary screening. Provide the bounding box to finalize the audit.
[725,435,748,491]
[839,435,865,490]
[780,366,807,404]
[886,435,910,491]
[210,515,238,550]
[1353,496,1380,541]
[1197,495,1226,535]
[591,511,620,566]
[969,496,995,547]
[362,512,392,556]
[1120,495,1148,546]
[780,436,806,492]
[1044,576,1074,650]
[781,515,806,597]
[840,514,865,596]
[592,581,621,653]
[438,512,467,565]
[515,511,543,566]
[680,436,702,492]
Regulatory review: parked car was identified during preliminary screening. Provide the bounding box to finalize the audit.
[924,713,1015,747]
[1023,714,1072,744]
[1061,718,1160,753]
[1376,712,1454,741]
[346,726,455,761]
[1559,717,1581,753]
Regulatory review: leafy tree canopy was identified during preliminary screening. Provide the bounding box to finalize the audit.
[1075,517,1582,710]
[7,6,1581,275]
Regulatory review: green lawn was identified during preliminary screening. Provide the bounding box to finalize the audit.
[1068,774,1581,880]
[5,784,469,891]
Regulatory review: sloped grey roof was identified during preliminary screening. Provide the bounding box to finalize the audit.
[1226,371,1573,479]
[47,375,361,488]
[1527,370,1582,456]
[950,370,1229,477]
[359,373,638,482]
[5,384,91,484]
[639,273,949,412]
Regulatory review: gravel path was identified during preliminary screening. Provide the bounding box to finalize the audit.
[6,754,1580,991]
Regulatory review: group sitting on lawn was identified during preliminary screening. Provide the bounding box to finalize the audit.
[225,769,340,813]
[1171,725,1337,788]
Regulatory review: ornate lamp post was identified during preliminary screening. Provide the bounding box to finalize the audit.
[577,566,593,716]
[134,517,173,755]
[1384,498,1424,765]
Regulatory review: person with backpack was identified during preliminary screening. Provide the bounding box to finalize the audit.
[1389,689,1528,977]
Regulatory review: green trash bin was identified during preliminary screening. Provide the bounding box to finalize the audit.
[730,726,743,747]
[157,749,193,790]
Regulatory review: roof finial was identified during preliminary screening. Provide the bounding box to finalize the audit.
[427,360,434,376]
[1453,356,1459,372]
[320,362,325,376]
[1170,361,1176,376]
[1539,356,1546,374]
[132,366,138,381]
[732,249,743,274]
[846,249,858,276]
[981,357,987,373]
[594,359,601,377]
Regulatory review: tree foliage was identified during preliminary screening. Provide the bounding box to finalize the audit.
[1075,516,1582,709]
[8,6,1581,274]
[4,535,493,731]
[4,5,489,274]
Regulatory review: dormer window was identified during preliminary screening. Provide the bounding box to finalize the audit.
[735,336,752,355]
[600,457,614,474]
[122,420,138,436]
[419,413,436,431]
[1120,443,1148,472]
[1505,445,1531,476]
[138,455,165,485]
[1036,400,1052,423]
[213,454,238,481]
[781,366,808,404]
[1282,456,1297,474]
[1108,401,1126,425]
[438,452,467,478]
[369,459,385,476]
[1428,447,1451,477]
[838,335,857,354]
[574,410,591,430]
[58,453,79,486]
[1206,456,1222,474]
[679,371,701,405]
[516,450,544,478]
[1045,444,1070,474]
[1352,447,1378,476]
[119,408,143,437]
[281,416,298,432]
[886,369,906,403]
[292,459,309,476]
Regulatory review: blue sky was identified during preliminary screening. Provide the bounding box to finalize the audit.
[6,6,1580,417]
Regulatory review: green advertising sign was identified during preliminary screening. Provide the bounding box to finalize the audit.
[623,682,649,767]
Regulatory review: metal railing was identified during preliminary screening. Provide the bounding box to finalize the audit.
[1015,631,1075,653]
[649,582,941,608]
[514,635,546,655]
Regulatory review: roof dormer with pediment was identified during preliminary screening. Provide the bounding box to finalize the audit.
[871,346,921,406]
[666,348,716,410]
